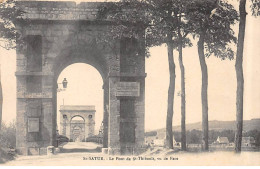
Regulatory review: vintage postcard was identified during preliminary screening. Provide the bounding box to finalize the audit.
[0,0,259,166]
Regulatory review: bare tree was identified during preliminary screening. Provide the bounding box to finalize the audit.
[235,0,260,153]
[187,0,238,150]
[234,0,246,153]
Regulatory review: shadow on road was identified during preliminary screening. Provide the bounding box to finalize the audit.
[60,147,102,153]
[59,142,102,154]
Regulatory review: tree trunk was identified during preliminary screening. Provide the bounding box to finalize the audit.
[165,33,176,149]
[235,0,246,153]
[198,30,209,151]
[178,39,186,151]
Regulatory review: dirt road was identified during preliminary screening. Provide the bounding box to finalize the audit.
[2,143,260,166]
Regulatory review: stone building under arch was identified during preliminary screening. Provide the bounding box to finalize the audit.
[59,105,95,142]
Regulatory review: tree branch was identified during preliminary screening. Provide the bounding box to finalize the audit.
[182,31,189,39]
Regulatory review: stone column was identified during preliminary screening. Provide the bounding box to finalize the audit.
[67,113,72,141]
[87,115,95,137]
[102,81,109,148]
[85,117,91,137]
[60,113,70,138]
[42,98,55,147]
[134,77,145,152]
[85,116,90,138]
[84,116,88,140]
[108,76,120,154]
[16,98,28,155]
[60,112,67,136]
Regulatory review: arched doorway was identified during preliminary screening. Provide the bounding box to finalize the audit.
[70,116,85,142]
[56,63,103,147]
[53,57,107,147]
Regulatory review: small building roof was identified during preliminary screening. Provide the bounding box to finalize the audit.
[60,105,95,111]
[217,136,229,143]
[242,137,255,143]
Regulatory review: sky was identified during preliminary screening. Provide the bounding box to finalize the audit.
[0,0,260,132]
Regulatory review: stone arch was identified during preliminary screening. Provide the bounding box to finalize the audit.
[70,115,85,142]
[52,43,108,83]
[52,44,107,146]
[70,115,86,123]
[15,1,145,156]
[59,105,96,142]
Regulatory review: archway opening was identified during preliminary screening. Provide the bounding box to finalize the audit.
[70,116,85,142]
[56,63,104,150]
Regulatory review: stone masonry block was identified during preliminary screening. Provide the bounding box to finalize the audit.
[40,147,47,155]
[28,148,40,155]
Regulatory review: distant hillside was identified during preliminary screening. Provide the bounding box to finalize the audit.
[148,119,260,135]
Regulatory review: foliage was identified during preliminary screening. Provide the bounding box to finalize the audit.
[187,129,202,144]
[243,129,260,147]
[96,0,148,56]
[144,0,192,47]
[0,0,24,50]
[173,130,202,144]
[0,120,16,163]
[186,0,238,60]
[97,0,193,57]
[0,120,16,148]
[208,130,235,143]
[0,147,15,163]
[97,0,238,57]
[173,131,181,142]
[145,131,157,137]
[250,0,260,16]
[173,129,260,146]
